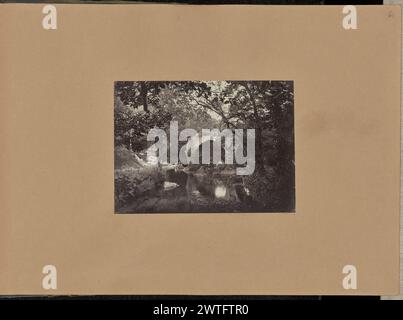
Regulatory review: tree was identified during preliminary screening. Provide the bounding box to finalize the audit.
[114,80,295,211]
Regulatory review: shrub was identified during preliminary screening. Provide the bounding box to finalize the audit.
[114,145,142,169]
[114,167,164,211]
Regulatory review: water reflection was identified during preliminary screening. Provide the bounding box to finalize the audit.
[214,185,227,199]
[123,168,253,213]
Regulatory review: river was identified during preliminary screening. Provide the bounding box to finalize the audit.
[120,168,255,213]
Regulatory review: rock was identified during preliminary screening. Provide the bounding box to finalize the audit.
[163,181,180,190]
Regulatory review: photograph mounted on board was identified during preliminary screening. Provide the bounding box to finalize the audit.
[114,81,295,213]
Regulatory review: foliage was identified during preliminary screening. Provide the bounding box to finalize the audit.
[114,167,164,211]
[114,145,142,169]
[114,80,295,212]
[114,96,172,152]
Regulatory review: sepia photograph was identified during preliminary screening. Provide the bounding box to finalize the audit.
[1,1,400,301]
[114,81,295,213]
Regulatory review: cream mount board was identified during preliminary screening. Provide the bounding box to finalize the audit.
[0,4,401,295]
